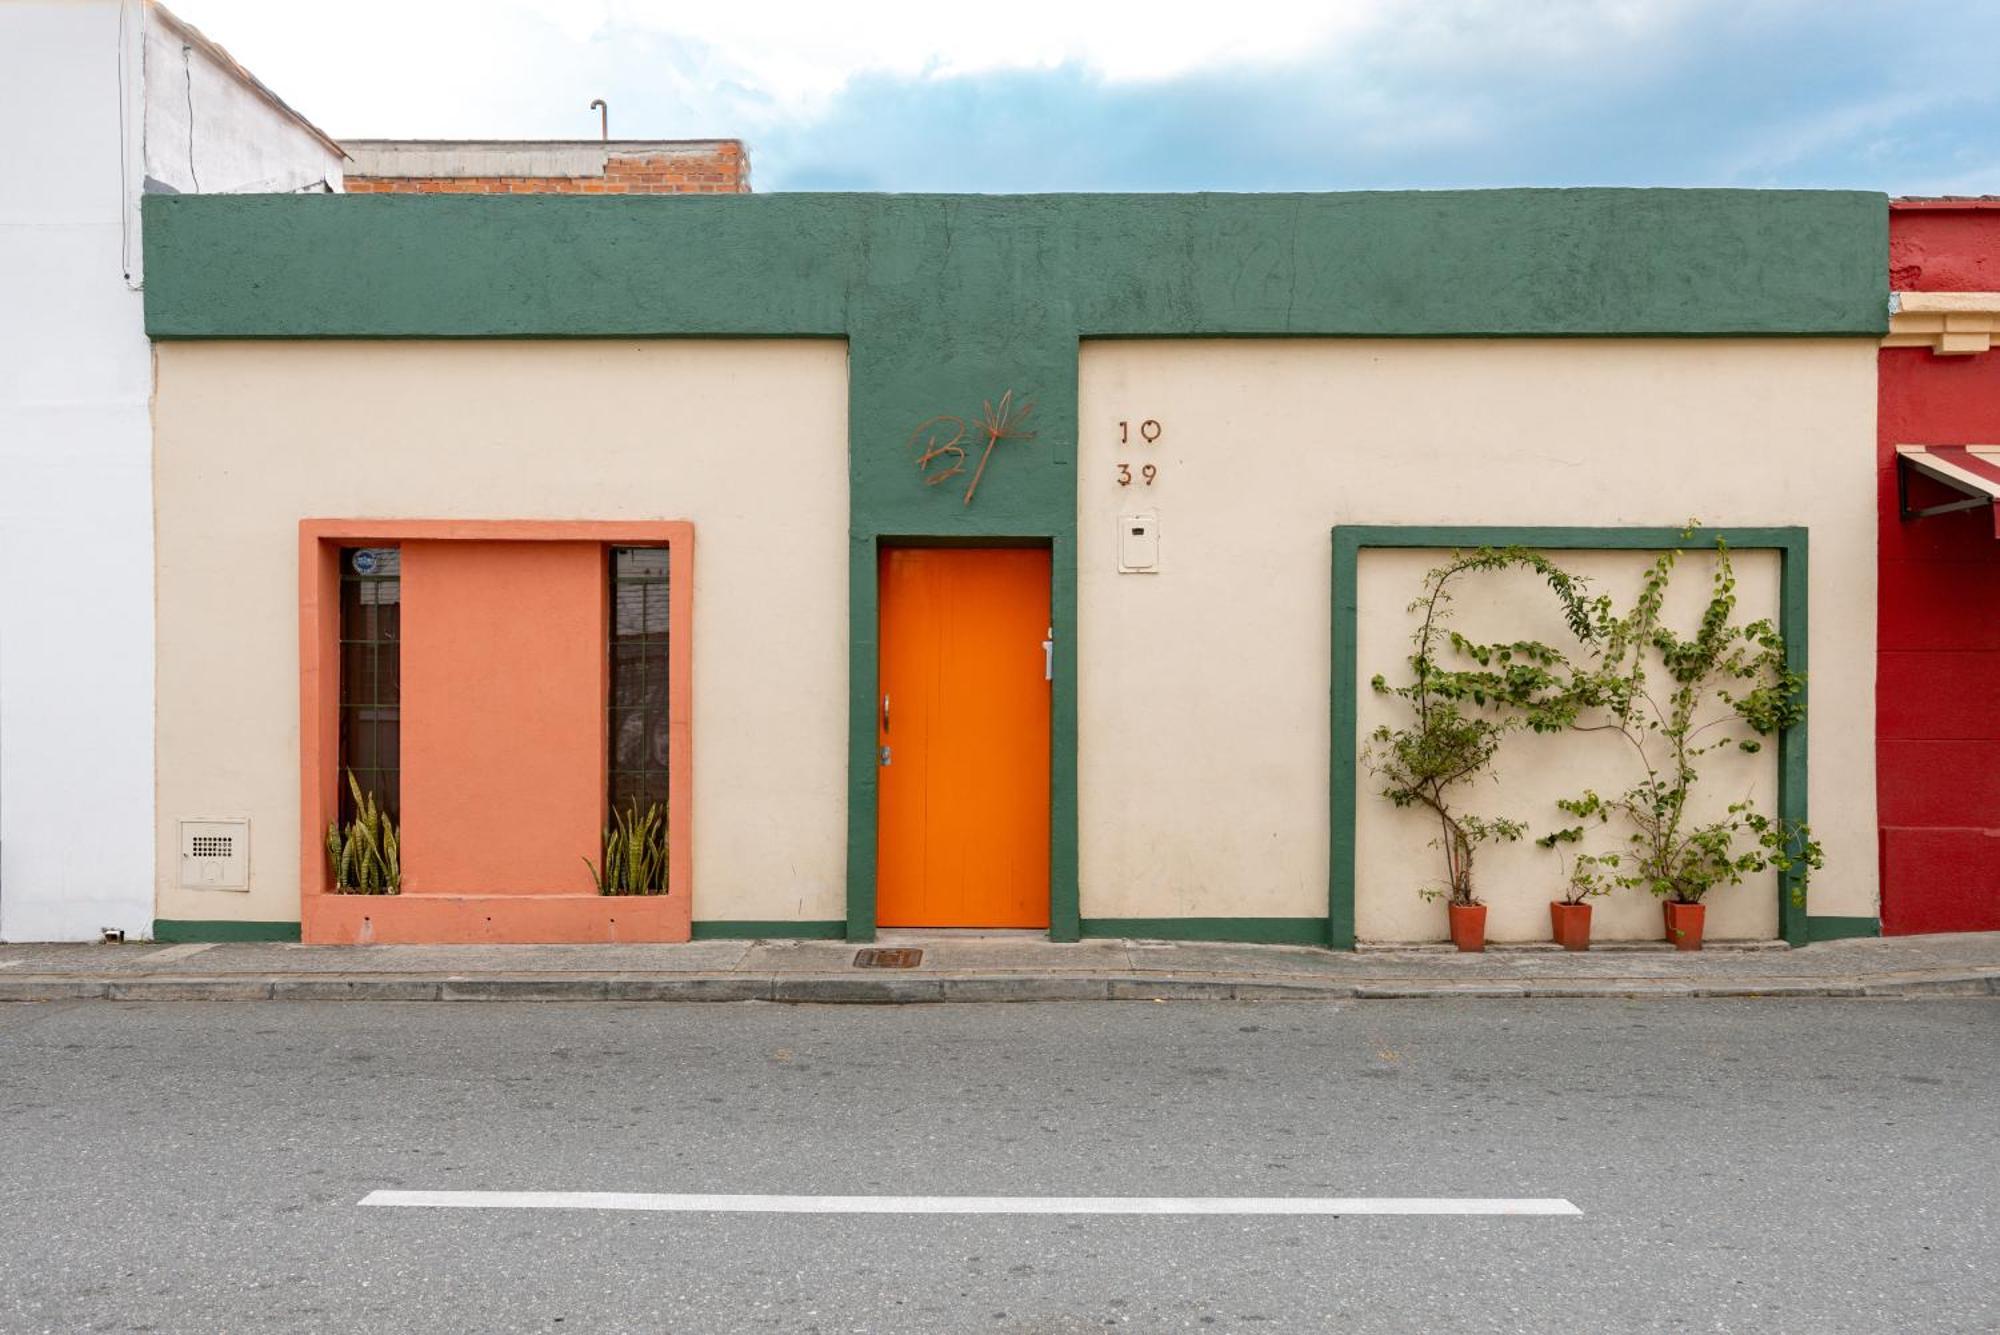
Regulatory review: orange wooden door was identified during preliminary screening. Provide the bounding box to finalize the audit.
[877,548,1051,928]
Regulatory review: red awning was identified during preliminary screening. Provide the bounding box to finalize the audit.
[1897,445,2000,536]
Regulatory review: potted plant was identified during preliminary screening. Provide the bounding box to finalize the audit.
[584,800,670,895]
[325,769,400,894]
[1549,538,1823,949]
[1368,548,1588,951]
[1536,826,1615,950]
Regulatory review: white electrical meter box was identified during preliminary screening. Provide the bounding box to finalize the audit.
[179,820,250,891]
[1118,512,1160,573]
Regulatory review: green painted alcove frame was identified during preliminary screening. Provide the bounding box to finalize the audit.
[1330,525,1816,949]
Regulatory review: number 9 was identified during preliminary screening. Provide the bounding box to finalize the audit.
[1142,464,1157,485]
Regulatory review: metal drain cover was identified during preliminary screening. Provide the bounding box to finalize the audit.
[853,947,923,969]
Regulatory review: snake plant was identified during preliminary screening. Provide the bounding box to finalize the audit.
[325,770,401,894]
[585,800,669,895]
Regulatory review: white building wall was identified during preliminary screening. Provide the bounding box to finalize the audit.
[141,10,344,202]
[0,1,342,940]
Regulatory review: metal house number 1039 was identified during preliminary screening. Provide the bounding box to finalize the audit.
[1116,418,1162,487]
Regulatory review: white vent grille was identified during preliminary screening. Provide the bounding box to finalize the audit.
[179,820,250,891]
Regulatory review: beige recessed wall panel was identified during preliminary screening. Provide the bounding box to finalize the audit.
[1355,548,1779,942]
[1077,339,1876,940]
[153,340,849,926]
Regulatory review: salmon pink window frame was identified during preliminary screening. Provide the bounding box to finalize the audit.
[298,520,694,913]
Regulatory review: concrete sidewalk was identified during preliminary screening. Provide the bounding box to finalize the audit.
[0,932,1996,1002]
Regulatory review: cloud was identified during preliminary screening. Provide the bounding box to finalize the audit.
[750,1,2000,193]
[159,0,2000,195]
[571,0,1381,96]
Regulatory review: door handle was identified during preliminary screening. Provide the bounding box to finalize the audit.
[1042,628,1053,682]
[882,693,890,733]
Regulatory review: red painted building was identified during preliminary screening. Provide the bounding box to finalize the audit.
[1879,198,2000,933]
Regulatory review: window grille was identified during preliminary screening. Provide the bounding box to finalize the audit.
[338,547,401,822]
[608,547,670,818]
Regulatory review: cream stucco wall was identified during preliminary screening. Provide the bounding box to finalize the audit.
[1078,339,1877,940]
[153,340,848,926]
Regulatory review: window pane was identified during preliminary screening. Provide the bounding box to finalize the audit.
[612,585,645,639]
[607,547,670,833]
[338,547,401,823]
[377,649,400,703]
[342,713,379,773]
[340,641,376,706]
[642,584,669,637]
[614,548,668,581]
[609,773,649,815]
[611,707,649,771]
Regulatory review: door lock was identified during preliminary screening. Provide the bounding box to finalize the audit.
[880,745,892,767]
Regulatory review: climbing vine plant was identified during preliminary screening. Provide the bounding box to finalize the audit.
[1540,538,1823,907]
[1371,535,1824,914]
[1365,547,1595,907]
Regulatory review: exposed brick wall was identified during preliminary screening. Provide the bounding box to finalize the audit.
[346,143,749,195]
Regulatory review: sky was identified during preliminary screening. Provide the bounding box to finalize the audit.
[170,0,2000,195]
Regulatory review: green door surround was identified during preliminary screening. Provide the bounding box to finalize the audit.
[143,190,1889,945]
[1332,526,1824,950]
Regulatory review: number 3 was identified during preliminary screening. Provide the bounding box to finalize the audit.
[1116,463,1132,486]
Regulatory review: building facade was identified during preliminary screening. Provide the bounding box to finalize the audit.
[0,0,344,942]
[1879,198,2000,933]
[140,190,1891,946]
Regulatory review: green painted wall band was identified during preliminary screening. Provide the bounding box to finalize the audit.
[1080,917,1331,945]
[1805,915,1880,942]
[146,914,1878,946]
[151,919,302,943]
[143,192,1888,341]
[689,920,847,940]
[1331,526,1811,950]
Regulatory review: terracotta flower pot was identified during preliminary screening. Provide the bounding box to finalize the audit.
[1448,902,1487,953]
[1549,901,1592,952]
[1663,900,1706,951]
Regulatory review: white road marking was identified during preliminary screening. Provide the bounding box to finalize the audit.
[361,1191,1580,1217]
[143,943,217,962]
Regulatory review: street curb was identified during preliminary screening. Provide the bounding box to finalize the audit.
[103,978,278,1001]
[438,977,615,1002]
[0,970,1994,1003]
[272,977,443,1002]
[605,976,774,1003]
[1860,973,2000,997]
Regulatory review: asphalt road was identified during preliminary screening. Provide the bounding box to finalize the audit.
[0,998,1994,1334]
